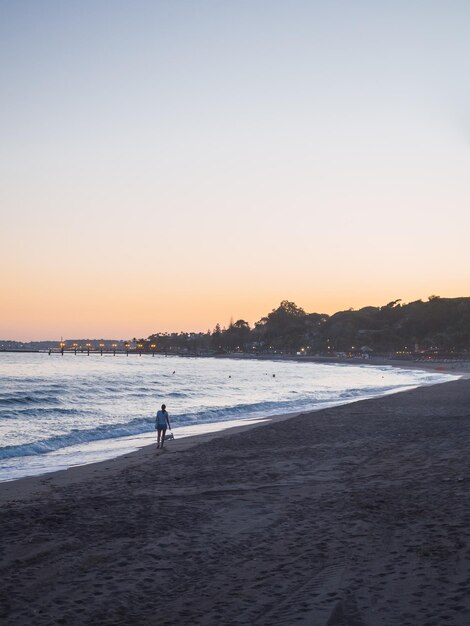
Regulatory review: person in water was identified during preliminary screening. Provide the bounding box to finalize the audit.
[155,403,171,449]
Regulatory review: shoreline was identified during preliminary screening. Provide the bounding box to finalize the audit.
[0,410,302,497]
[1,378,470,624]
[0,363,463,496]
[1,358,464,484]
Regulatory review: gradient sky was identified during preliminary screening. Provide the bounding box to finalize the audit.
[1,1,469,340]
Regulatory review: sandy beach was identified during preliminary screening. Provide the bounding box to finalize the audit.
[1,376,470,625]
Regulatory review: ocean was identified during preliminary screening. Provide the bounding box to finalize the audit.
[0,352,457,482]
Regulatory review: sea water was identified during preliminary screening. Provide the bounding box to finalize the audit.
[0,352,457,481]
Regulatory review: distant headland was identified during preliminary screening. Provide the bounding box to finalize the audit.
[2,296,469,359]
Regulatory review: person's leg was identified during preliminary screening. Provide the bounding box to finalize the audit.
[157,427,162,447]
[161,428,167,447]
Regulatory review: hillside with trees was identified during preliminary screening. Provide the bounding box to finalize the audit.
[145,296,470,357]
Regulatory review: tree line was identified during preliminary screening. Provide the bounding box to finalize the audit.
[142,296,470,356]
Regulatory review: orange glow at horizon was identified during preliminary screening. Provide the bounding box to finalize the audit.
[1,3,469,341]
[2,266,469,341]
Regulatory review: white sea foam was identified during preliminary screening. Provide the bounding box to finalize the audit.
[0,353,458,481]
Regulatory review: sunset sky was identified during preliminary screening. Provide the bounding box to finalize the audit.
[1,1,469,340]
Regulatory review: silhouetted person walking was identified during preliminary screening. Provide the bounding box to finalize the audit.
[155,403,171,449]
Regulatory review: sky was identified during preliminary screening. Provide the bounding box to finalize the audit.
[1,0,469,340]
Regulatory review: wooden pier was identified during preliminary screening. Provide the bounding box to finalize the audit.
[48,348,157,356]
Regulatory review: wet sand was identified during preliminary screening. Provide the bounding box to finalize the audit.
[1,378,470,625]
